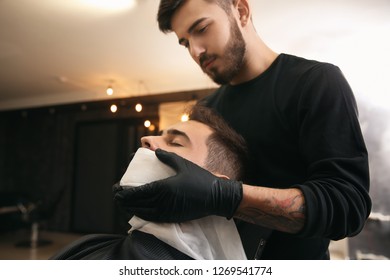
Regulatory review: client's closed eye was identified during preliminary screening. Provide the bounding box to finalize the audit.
[168,141,183,147]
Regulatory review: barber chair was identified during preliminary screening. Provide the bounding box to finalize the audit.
[14,200,52,248]
[0,192,52,248]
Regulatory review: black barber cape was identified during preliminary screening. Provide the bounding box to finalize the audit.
[50,230,193,260]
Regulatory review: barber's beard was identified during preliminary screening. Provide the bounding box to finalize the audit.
[201,19,246,85]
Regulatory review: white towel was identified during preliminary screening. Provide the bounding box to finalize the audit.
[120,148,247,260]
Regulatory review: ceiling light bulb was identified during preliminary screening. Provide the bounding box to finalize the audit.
[110,104,117,113]
[144,120,151,128]
[181,113,189,122]
[135,103,142,112]
[106,86,114,96]
[83,0,137,11]
[149,124,156,131]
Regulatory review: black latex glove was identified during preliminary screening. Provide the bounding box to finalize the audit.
[113,149,243,223]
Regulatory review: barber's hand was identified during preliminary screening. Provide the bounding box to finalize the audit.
[113,149,243,222]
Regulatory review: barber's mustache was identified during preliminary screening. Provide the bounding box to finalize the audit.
[199,54,217,69]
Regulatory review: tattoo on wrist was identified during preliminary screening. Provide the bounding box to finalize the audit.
[236,194,306,233]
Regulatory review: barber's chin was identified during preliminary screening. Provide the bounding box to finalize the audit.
[202,69,224,85]
[209,73,231,85]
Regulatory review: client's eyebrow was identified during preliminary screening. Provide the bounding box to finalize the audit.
[166,129,191,143]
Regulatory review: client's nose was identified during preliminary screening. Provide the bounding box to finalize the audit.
[141,136,158,151]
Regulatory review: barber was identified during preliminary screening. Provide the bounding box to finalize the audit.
[114,0,371,259]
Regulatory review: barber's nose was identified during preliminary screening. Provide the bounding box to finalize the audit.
[141,136,159,151]
[189,41,206,64]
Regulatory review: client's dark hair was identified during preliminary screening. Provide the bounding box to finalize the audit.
[157,0,235,33]
[188,104,248,180]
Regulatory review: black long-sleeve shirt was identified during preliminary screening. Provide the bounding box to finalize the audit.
[202,53,371,259]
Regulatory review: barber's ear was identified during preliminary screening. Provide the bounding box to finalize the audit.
[235,0,250,27]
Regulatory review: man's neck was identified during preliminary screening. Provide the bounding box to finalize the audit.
[230,36,278,86]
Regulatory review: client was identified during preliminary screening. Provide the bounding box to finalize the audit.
[51,104,248,260]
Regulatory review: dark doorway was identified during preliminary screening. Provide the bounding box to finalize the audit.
[71,117,158,234]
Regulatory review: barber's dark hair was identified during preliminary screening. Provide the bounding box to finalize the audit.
[158,0,235,33]
[188,104,248,180]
